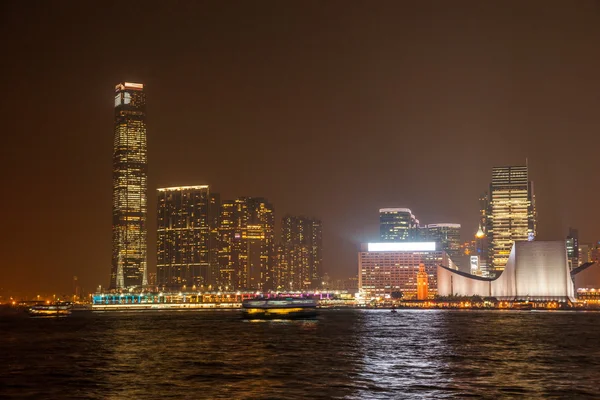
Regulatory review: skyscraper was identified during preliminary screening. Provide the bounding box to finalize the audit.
[477,192,491,272]
[280,215,323,290]
[156,185,220,289]
[474,224,490,276]
[566,227,579,270]
[487,165,536,271]
[111,82,148,290]
[379,208,419,241]
[217,197,275,290]
[424,223,461,259]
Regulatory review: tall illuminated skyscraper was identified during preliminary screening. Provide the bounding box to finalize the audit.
[110,82,148,289]
[157,186,220,289]
[280,216,323,290]
[217,197,275,290]
[488,165,536,271]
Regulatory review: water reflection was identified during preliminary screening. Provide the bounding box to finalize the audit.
[1,310,599,399]
[85,311,365,399]
[435,310,600,398]
[349,310,452,399]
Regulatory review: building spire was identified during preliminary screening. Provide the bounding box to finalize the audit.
[475,224,485,239]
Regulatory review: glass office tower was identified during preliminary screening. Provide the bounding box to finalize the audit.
[379,208,419,241]
[425,223,461,259]
[488,165,536,271]
[110,82,148,289]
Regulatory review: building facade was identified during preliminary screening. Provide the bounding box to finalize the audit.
[416,264,429,300]
[379,208,419,241]
[487,165,536,272]
[280,215,323,290]
[579,243,592,265]
[111,82,148,290]
[217,197,275,291]
[156,186,220,289]
[566,227,579,270]
[424,223,461,259]
[358,242,444,300]
[478,192,492,270]
[437,241,575,302]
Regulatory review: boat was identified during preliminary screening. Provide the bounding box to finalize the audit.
[242,297,318,319]
[29,302,73,316]
[512,302,533,310]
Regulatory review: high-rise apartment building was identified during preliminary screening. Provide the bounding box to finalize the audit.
[156,186,220,289]
[487,165,536,271]
[280,215,323,290]
[274,244,289,289]
[217,197,275,290]
[208,192,221,285]
[379,208,419,241]
[111,82,148,289]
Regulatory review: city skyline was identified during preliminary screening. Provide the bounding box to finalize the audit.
[3,4,600,400]
[2,1,600,296]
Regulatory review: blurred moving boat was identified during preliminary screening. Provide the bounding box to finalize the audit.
[242,298,318,319]
[29,302,72,316]
[512,302,533,310]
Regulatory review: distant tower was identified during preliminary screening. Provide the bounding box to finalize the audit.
[379,208,419,241]
[566,228,579,270]
[479,192,491,267]
[416,263,429,300]
[111,82,148,290]
[488,165,536,272]
[280,215,323,290]
[474,224,489,276]
[72,276,80,301]
[424,223,461,260]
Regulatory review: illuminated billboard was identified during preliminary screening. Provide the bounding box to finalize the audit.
[367,242,436,252]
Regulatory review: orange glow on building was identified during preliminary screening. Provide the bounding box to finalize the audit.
[417,263,429,300]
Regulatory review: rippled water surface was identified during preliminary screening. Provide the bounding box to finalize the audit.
[1,309,600,399]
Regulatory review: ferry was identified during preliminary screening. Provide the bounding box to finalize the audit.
[512,302,533,311]
[29,302,73,316]
[242,297,318,319]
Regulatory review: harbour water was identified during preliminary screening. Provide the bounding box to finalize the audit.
[1,309,599,399]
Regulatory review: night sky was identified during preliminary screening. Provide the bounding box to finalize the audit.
[1,1,599,296]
